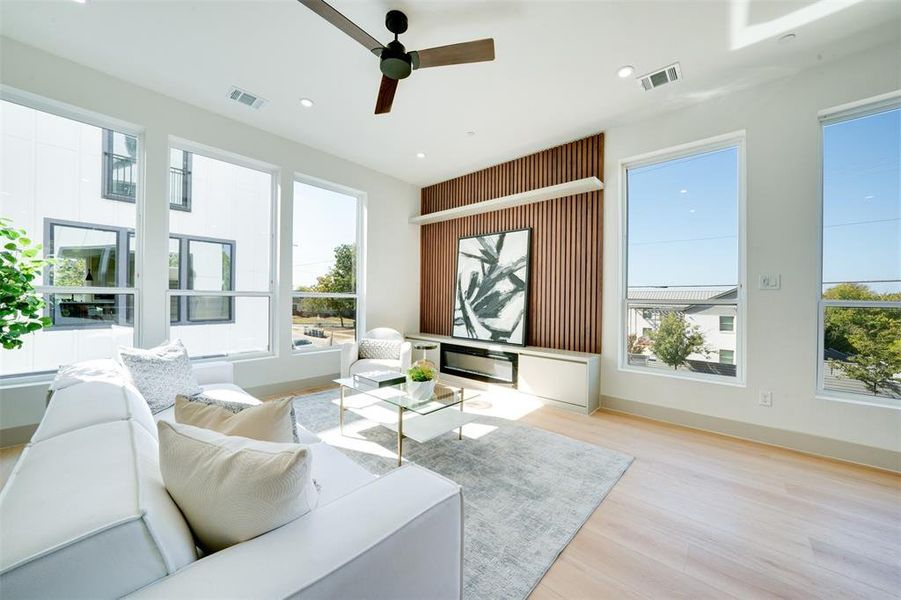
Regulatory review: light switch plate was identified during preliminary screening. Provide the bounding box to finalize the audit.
[759,274,781,290]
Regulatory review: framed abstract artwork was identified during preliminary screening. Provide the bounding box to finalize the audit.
[452,228,531,346]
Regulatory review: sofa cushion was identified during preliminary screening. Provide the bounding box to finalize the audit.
[310,442,376,506]
[32,381,157,443]
[0,421,196,599]
[158,421,318,553]
[175,395,298,443]
[119,340,202,414]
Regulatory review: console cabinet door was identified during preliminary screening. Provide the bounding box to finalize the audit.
[518,354,588,408]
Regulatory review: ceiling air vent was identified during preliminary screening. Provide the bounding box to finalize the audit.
[227,86,267,109]
[638,62,681,91]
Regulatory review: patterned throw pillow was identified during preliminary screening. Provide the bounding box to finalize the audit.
[358,338,402,360]
[118,340,202,414]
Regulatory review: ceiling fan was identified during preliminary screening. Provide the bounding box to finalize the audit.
[298,0,495,114]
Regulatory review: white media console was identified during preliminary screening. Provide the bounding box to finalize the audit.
[406,333,600,414]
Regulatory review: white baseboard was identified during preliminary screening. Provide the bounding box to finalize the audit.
[602,395,901,473]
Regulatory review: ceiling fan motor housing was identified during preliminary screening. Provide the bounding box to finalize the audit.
[380,39,412,79]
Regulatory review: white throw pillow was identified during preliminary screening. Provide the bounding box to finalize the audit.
[50,358,126,391]
[157,421,318,553]
[174,395,299,443]
[118,340,201,414]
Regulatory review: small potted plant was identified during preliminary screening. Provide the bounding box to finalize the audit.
[407,362,436,401]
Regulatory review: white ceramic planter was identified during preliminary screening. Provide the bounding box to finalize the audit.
[407,379,436,401]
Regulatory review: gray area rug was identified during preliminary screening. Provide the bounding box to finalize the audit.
[293,390,633,600]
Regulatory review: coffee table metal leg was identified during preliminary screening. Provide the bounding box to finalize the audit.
[339,385,345,435]
[397,406,404,466]
[458,389,464,440]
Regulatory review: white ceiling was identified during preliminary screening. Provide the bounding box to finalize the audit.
[1,0,899,186]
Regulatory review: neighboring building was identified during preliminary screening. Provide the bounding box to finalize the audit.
[627,287,738,376]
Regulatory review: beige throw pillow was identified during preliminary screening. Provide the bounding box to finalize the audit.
[157,420,318,553]
[175,395,297,443]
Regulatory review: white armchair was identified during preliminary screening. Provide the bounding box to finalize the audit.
[341,328,412,378]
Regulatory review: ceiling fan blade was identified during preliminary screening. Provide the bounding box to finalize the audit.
[411,38,495,69]
[297,0,384,55]
[375,75,399,114]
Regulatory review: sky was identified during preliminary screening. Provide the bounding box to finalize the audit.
[292,182,357,289]
[627,107,900,294]
[627,146,739,289]
[823,108,900,294]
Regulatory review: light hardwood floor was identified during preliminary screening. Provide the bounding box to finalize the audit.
[3,389,898,599]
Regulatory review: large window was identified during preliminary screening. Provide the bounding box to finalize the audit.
[103,130,191,210]
[819,103,900,403]
[623,136,743,381]
[0,99,139,378]
[168,145,274,358]
[292,180,361,350]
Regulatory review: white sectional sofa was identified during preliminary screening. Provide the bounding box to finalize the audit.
[0,362,463,599]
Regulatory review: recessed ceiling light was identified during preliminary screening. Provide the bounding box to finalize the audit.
[617,65,635,79]
[72,0,86,3]
[416,152,426,159]
[299,97,314,108]
[466,131,476,137]
[680,189,688,194]
[778,33,796,44]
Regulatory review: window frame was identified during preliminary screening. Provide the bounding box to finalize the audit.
[816,93,901,407]
[618,131,748,386]
[719,315,735,333]
[0,87,145,383]
[165,137,279,360]
[291,173,366,354]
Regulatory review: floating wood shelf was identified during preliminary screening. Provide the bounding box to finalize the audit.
[408,176,603,225]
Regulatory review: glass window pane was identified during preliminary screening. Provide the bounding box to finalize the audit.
[0,100,138,377]
[188,240,232,291]
[626,303,738,378]
[0,293,135,378]
[293,182,357,294]
[822,306,900,400]
[169,152,270,291]
[168,237,181,289]
[187,296,232,322]
[627,147,738,289]
[822,108,900,295]
[107,130,137,199]
[170,148,185,169]
[173,296,269,358]
[292,296,356,349]
[50,224,119,288]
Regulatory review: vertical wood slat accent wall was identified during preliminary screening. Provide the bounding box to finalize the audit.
[419,133,604,354]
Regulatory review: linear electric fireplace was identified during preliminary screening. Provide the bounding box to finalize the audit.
[440,343,518,385]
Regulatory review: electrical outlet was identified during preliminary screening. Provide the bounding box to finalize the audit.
[759,274,781,290]
[759,391,773,407]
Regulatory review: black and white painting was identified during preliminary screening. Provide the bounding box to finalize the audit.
[453,228,531,345]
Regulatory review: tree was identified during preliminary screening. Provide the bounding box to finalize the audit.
[822,283,900,395]
[649,311,708,370]
[0,218,52,350]
[829,313,901,395]
[626,333,650,355]
[296,244,356,328]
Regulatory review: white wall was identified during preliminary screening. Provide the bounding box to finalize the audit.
[0,37,420,432]
[602,41,901,454]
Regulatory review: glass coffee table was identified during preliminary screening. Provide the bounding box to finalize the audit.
[334,377,479,466]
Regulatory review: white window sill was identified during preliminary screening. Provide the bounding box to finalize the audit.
[618,364,747,388]
[292,345,344,356]
[816,393,901,411]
